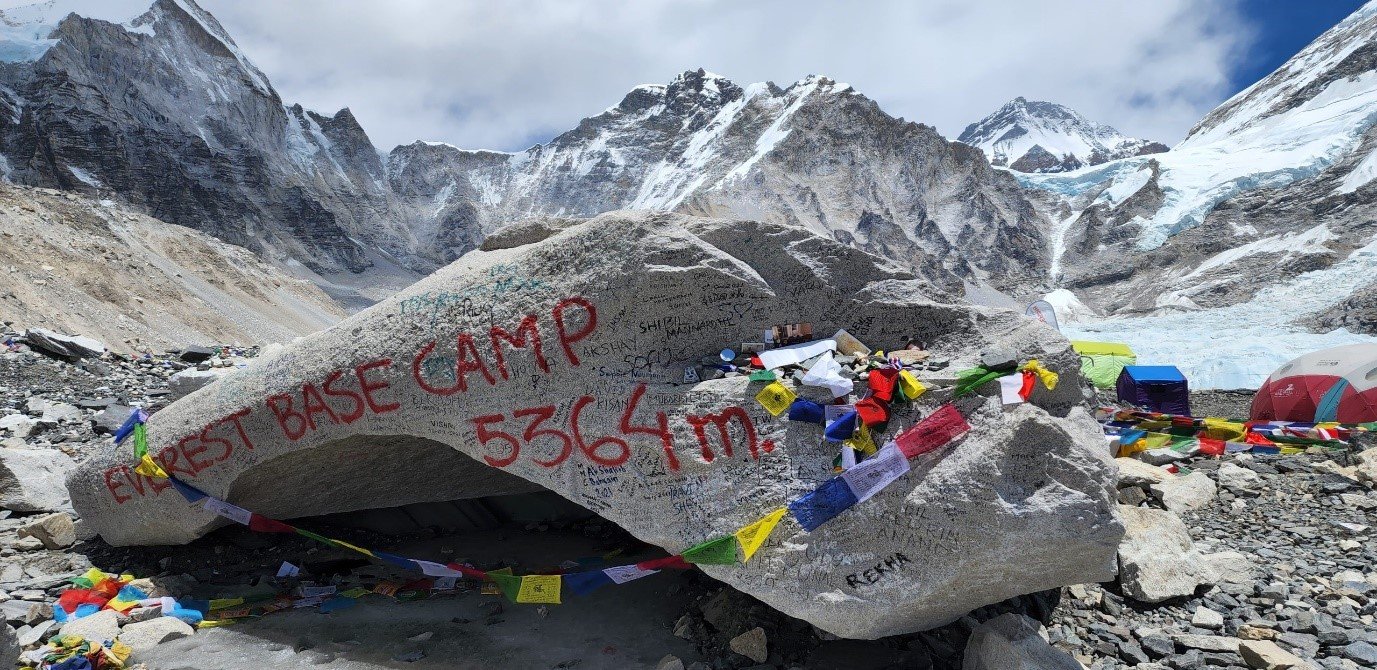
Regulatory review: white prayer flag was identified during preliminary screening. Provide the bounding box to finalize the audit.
[998,374,1025,405]
[414,560,464,578]
[602,564,659,584]
[202,498,251,525]
[840,443,911,502]
[758,338,837,370]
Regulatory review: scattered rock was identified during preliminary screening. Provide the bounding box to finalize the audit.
[15,619,54,646]
[118,616,194,652]
[17,512,76,549]
[1173,633,1240,653]
[167,368,231,400]
[0,415,37,439]
[961,613,1080,669]
[729,627,768,664]
[1149,471,1217,513]
[2,624,18,663]
[1116,458,1171,488]
[1238,639,1314,669]
[57,610,120,645]
[1216,462,1263,494]
[1116,505,1213,603]
[21,328,105,360]
[655,654,686,670]
[1190,606,1224,630]
[0,446,76,512]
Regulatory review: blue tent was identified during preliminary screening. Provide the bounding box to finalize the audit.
[1117,365,1191,415]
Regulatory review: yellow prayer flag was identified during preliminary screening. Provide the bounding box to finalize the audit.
[898,370,926,399]
[209,597,244,611]
[81,568,107,585]
[1202,418,1246,442]
[330,539,375,557]
[845,423,878,456]
[734,508,787,562]
[134,454,167,479]
[755,381,796,416]
[1020,360,1059,391]
[515,574,562,604]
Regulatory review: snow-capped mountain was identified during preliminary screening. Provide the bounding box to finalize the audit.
[389,69,1050,291]
[0,1,1052,298]
[958,98,1166,173]
[1022,0,1377,388]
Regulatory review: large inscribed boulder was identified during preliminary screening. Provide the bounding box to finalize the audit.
[67,211,1121,638]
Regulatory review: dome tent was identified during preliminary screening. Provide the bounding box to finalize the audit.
[1251,343,1377,423]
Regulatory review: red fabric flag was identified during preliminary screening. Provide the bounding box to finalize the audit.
[867,369,899,402]
[447,562,488,580]
[248,514,297,533]
[855,397,890,426]
[636,555,693,571]
[1198,437,1225,457]
[895,404,971,458]
[57,589,109,614]
[1018,370,1036,401]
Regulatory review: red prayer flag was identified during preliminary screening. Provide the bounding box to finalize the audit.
[248,514,297,533]
[867,369,898,402]
[855,397,890,426]
[57,589,109,614]
[446,562,488,580]
[636,555,693,571]
[1198,437,1225,456]
[1018,370,1036,401]
[896,404,971,458]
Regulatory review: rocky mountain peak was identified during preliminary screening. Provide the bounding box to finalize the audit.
[958,97,1166,173]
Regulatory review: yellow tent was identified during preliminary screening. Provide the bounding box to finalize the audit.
[1071,340,1137,388]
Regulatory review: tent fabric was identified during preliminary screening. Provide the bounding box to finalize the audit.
[1071,341,1136,389]
[1252,343,1377,422]
[1117,365,1190,415]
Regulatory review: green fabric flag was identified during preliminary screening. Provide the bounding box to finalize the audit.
[294,528,337,547]
[133,423,148,459]
[748,369,776,382]
[953,366,1004,398]
[682,535,739,565]
[490,573,521,602]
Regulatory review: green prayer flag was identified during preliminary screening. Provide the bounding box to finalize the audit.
[294,528,336,547]
[953,366,1004,398]
[490,573,521,602]
[748,369,776,382]
[682,535,739,565]
[133,423,148,459]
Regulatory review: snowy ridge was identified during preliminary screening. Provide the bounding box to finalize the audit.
[958,97,1165,173]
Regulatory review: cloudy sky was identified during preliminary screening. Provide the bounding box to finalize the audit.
[6,0,1367,152]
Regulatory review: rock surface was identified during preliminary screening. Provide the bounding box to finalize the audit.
[18,512,76,549]
[0,446,76,512]
[960,613,1081,669]
[1,623,16,667]
[67,211,1120,639]
[1149,471,1217,513]
[1116,505,1212,603]
[57,609,120,645]
[118,616,195,652]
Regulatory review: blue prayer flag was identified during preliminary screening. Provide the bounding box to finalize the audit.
[563,570,615,596]
[787,399,825,424]
[371,551,421,570]
[788,477,859,531]
[169,477,209,503]
[823,410,858,442]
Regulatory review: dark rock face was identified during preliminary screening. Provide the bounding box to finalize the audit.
[0,0,395,274]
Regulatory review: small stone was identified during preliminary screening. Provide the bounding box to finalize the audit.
[655,654,686,670]
[1239,640,1313,669]
[118,616,194,651]
[1149,471,1218,513]
[15,619,53,646]
[1140,634,1175,658]
[392,650,425,663]
[1239,625,1278,641]
[17,512,76,549]
[729,627,768,664]
[1191,607,1225,630]
[406,631,433,643]
[1343,641,1377,665]
[1173,634,1241,653]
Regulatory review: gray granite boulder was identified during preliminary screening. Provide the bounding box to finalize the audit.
[962,613,1081,670]
[0,447,76,512]
[66,211,1121,638]
[1117,505,1213,603]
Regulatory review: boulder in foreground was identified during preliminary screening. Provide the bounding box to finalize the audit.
[67,211,1121,638]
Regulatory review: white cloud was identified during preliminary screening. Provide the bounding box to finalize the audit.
[5,0,1260,152]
